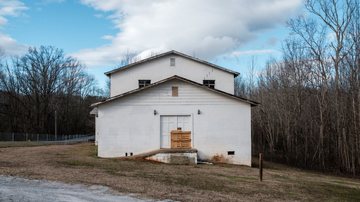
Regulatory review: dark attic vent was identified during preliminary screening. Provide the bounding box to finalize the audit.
[170,57,176,66]
[228,151,235,155]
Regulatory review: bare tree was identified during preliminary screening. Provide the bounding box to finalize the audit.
[0,46,102,134]
[247,0,360,175]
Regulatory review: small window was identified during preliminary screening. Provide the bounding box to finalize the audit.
[203,80,215,89]
[172,86,178,97]
[228,151,235,155]
[138,80,151,88]
[170,57,176,66]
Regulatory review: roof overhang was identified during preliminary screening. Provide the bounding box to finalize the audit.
[89,107,98,116]
[104,50,240,77]
[91,75,259,108]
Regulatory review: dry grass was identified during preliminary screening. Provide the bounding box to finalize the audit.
[0,141,50,148]
[0,143,359,201]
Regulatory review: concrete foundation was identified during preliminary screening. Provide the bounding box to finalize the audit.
[146,152,197,165]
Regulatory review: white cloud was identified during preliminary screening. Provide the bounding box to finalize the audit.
[74,0,302,68]
[0,0,27,56]
[101,35,114,41]
[0,0,27,26]
[230,49,280,57]
[0,33,27,55]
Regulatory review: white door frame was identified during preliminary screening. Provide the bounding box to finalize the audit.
[159,114,193,149]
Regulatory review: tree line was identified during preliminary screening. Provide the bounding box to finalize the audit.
[0,46,104,135]
[236,0,360,175]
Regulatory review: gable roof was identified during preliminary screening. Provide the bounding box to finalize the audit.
[104,50,240,77]
[91,75,259,107]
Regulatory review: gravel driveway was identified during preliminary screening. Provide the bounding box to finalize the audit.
[0,176,153,202]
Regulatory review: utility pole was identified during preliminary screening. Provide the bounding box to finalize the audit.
[55,110,58,141]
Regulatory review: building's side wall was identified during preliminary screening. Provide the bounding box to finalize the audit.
[95,116,98,145]
[110,55,235,96]
[97,80,251,166]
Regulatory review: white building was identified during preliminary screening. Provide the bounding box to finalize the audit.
[91,50,258,166]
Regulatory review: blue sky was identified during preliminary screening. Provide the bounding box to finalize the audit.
[8,0,116,53]
[0,0,303,88]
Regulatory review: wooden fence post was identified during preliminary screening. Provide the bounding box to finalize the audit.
[259,153,263,182]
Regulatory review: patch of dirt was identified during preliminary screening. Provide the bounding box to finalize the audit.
[0,143,359,202]
[0,161,20,168]
[211,154,230,163]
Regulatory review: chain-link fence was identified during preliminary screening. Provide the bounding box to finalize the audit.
[0,133,94,142]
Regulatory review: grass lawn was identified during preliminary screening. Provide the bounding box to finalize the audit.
[0,143,359,201]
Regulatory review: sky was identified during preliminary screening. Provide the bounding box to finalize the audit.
[0,0,303,88]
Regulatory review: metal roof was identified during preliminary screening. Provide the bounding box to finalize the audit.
[104,50,240,77]
[91,75,259,107]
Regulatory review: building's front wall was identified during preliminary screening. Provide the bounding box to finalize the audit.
[109,54,235,96]
[97,80,251,166]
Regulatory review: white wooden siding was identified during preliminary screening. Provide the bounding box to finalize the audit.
[110,55,235,96]
[114,80,241,106]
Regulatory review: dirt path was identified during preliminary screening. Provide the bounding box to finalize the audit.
[0,176,152,202]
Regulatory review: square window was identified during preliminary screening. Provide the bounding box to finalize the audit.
[138,80,151,88]
[203,80,215,89]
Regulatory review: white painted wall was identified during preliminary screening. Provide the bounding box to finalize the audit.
[97,79,251,166]
[110,54,235,96]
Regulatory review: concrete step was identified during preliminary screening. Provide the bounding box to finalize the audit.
[122,148,198,165]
